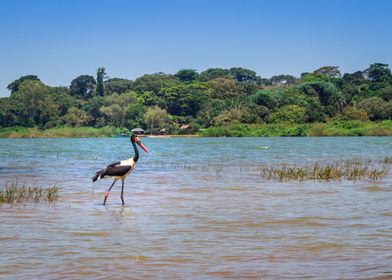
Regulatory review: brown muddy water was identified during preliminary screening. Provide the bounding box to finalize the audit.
[0,137,391,279]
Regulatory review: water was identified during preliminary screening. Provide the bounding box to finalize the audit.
[0,137,392,279]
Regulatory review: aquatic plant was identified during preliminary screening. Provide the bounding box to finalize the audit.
[260,158,390,181]
[0,182,59,205]
[381,156,392,164]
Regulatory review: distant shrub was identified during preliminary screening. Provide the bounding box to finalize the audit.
[341,106,369,121]
[308,123,327,136]
[357,97,387,120]
[365,126,392,136]
[269,105,306,124]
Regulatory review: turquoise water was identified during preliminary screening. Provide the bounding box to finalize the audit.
[0,137,392,279]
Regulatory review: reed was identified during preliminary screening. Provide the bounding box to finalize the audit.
[381,156,392,164]
[260,159,390,181]
[0,182,59,205]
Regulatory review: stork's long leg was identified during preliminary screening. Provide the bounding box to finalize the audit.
[120,178,125,206]
[103,179,117,205]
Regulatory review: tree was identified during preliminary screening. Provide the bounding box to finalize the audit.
[385,101,392,120]
[340,107,369,121]
[126,103,147,128]
[213,109,247,125]
[365,63,392,83]
[213,106,267,125]
[82,96,106,126]
[195,99,227,127]
[9,80,51,126]
[144,106,168,133]
[229,67,258,82]
[62,107,90,127]
[304,98,325,122]
[299,81,340,107]
[100,92,138,127]
[249,89,283,109]
[0,97,17,127]
[133,73,180,95]
[313,66,342,78]
[70,75,96,99]
[105,78,133,94]
[199,68,230,81]
[160,83,211,116]
[49,86,75,116]
[206,77,243,99]
[269,105,306,124]
[343,71,366,85]
[96,67,106,96]
[379,86,392,101]
[175,69,199,82]
[7,75,40,93]
[356,97,387,120]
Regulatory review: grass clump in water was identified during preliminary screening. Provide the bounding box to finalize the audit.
[260,159,390,182]
[0,182,59,205]
[381,156,392,164]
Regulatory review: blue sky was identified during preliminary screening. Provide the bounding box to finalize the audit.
[1,0,391,97]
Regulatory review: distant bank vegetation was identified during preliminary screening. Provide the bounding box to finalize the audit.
[1,64,392,137]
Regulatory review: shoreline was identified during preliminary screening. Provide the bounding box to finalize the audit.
[1,120,392,138]
[145,134,198,138]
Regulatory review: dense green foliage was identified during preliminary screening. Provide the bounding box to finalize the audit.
[1,64,392,136]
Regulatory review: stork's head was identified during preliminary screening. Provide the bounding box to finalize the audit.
[130,134,149,153]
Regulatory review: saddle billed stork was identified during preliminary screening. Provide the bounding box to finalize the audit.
[92,134,149,206]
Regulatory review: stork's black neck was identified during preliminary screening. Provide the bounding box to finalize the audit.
[132,140,139,162]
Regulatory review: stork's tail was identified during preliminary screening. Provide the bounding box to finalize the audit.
[92,170,103,182]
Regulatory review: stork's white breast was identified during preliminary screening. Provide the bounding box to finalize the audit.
[119,158,136,167]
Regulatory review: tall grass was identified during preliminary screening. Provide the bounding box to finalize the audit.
[260,159,390,181]
[0,182,59,205]
[0,126,117,138]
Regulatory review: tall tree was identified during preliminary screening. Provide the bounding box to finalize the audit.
[175,69,199,82]
[105,78,133,94]
[364,63,391,82]
[96,67,106,96]
[206,77,243,99]
[160,83,211,117]
[100,92,138,127]
[133,73,180,94]
[144,106,168,133]
[199,68,230,81]
[343,71,366,85]
[7,75,40,93]
[229,67,258,82]
[70,75,96,99]
[9,80,51,126]
[313,66,342,78]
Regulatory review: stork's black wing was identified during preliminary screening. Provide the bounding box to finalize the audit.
[101,165,132,177]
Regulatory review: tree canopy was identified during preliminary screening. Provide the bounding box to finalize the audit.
[1,63,392,134]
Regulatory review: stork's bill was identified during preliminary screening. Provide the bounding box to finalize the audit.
[135,136,149,153]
